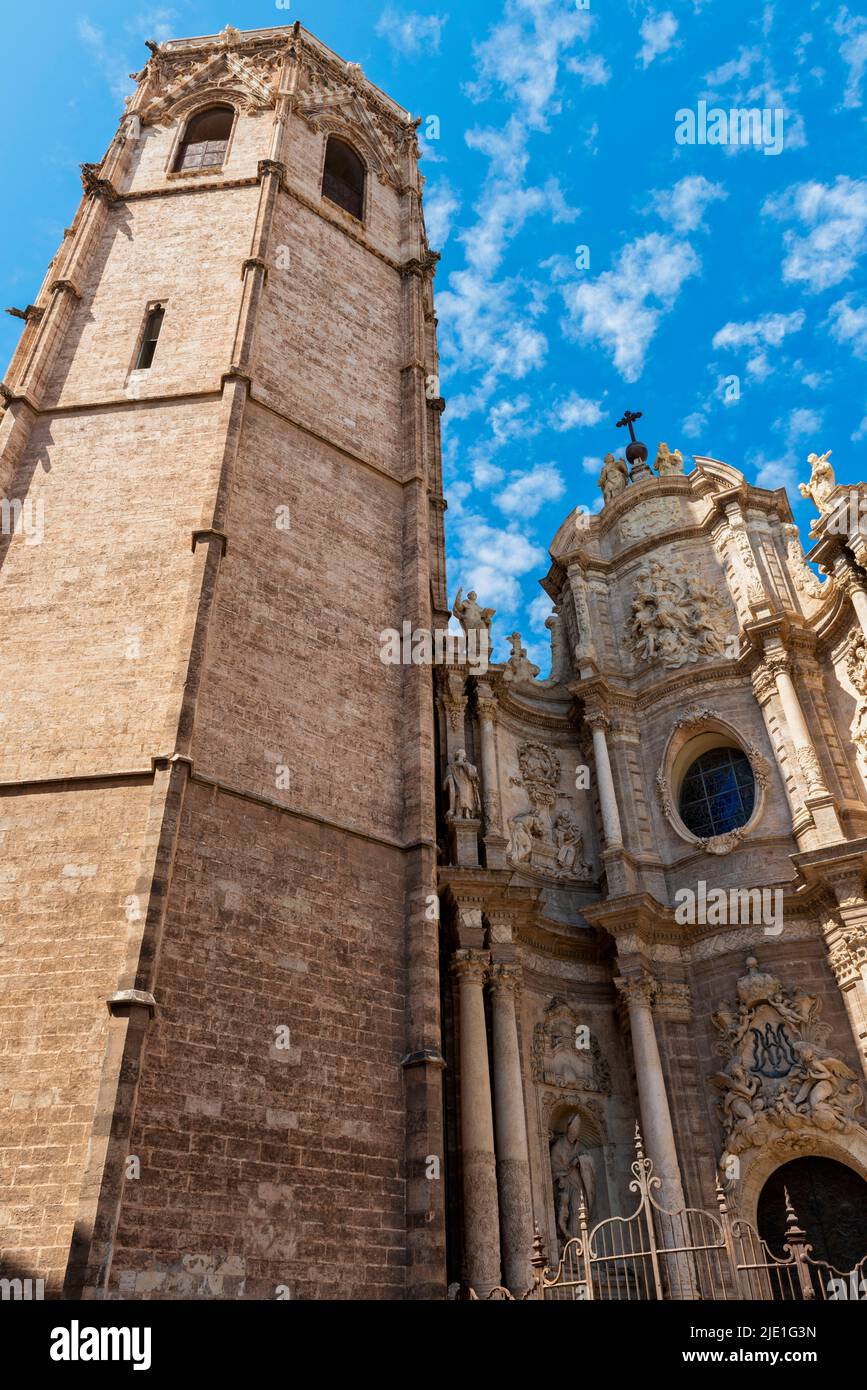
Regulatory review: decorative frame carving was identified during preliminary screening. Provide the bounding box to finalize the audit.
[655,708,770,854]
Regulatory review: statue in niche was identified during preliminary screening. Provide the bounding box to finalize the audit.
[443,748,480,820]
[598,452,629,503]
[503,631,540,685]
[550,1114,596,1243]
[799,449,836,516]
[654,441,685,476]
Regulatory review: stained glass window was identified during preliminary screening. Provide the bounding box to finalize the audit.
[678,747,755,838]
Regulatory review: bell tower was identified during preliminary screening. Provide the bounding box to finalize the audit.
[0,23,448,1299]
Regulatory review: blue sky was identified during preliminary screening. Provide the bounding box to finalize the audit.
[3,1,867,667]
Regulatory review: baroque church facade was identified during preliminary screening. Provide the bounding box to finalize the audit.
[0,22,866,1301]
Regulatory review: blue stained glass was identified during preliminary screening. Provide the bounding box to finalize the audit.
[678,747,755,837]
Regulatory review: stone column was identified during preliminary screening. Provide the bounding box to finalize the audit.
[763,648,842,840]
[488,963,533,1294]
[587,712,623,847]
[475,683,507,869]
[836,562,867,643]
[822,878,867,1080]
[614,973,686,1211]
[451,950,501,1293]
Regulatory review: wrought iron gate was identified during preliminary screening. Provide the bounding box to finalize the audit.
[463,1124,867,1301]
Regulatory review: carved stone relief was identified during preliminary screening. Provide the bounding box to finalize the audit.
[506,744,593,878]
[532,999,611,1094]
[626,560,729,669]
[619,496,680,542]
[710,956,864,1160]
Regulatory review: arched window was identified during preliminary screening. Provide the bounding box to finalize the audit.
[173,105,234,173]
[321,136,365,219]
[677,746,755,838]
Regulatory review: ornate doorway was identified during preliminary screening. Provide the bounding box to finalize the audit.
[758,1157,867,1272]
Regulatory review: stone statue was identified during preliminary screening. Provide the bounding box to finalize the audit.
[507,808,543,863]
[550,1114,596,1243]
[452,588,495,636]
[553,809,590,878]
[798,450,836,515]
[598,452,629,504]
[502,631,540,685]
[789,1047,862,1131]
[654,441,685,476]
[443,749,480,820]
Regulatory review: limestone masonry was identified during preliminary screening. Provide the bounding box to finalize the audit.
[1,22,866,1302]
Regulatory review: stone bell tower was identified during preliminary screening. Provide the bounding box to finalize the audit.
[0,23,448,1299]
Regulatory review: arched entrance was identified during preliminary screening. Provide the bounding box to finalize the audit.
[758,1157,867,1271]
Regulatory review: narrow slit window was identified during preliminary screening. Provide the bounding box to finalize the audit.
[322,136,365,220]
[173,105,234,173]
[135,305,165,370]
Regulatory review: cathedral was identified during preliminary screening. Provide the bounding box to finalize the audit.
[1,22,866,1303]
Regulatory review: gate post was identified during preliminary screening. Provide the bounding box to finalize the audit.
[783,1189,816,1300]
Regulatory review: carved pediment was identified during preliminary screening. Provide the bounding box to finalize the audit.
[140,48,281,123]
[293,56,410,189]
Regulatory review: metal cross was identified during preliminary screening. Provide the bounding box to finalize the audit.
[616,410,642,443]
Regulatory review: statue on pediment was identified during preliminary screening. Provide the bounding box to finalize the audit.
[799,449,836,515]
[654,441,685,476]
[599,452,629,504]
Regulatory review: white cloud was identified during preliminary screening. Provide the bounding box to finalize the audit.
[711,311,806,352]
[375,7,448,55]
[460,178,578,279]
[801,370,831,389]
[752,453,799,495]
[472,457,506,488]
[704,46,761,87]
[581,454,603,475]
[549,394,604,430]
[651,176,727,233]
[834,7,867,109]
[566,53,611,86]
[763,177,867,293]
[681,410,708,439]
[496,463,566,517]
[560,233,700,382]
[776,406,823,444]
[528,591,555,629]
[465,0,593,130]
[448,512,546,612]
[826,296,867,357]
[852,412,867,442]
[488,394,541,446]
[638,11,678,69]
[438,269,548,413]
[424,180,460,247]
